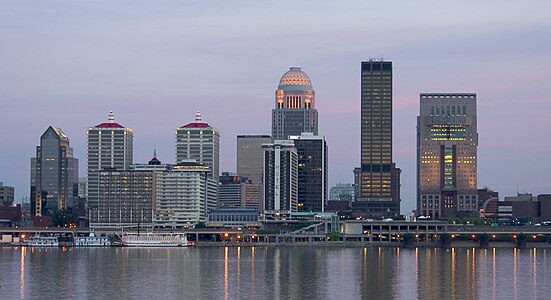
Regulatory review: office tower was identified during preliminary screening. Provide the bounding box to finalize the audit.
[355,60,401,217]
[417,93,478,218]
[87,112,133,214]
[0,182,15,207]
[237,135,272,184]
[154,160,218,227]
[78,177,87,199]
[30,126,79,216]
[290,133,328,212]
[329,183,355,202]
[272,67,318,140]
[218,172,260,209]
[262,140,298,218]
[175,111,220,180]
[237,135,271,210]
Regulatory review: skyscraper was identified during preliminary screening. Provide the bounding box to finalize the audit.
[262,140,298,218]
[290,133,328,212]
[417,93,478,219]
[354,60,401,217]
[272,67,318,140]
[237,135,272,210]
[31,126,78,216]
[87,112,133,214]
[175,112,220,180]
[237,135,272,184]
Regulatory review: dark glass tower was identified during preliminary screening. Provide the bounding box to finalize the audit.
[354,60,401,217]
[291,133,328,212]
[31,126,78,216]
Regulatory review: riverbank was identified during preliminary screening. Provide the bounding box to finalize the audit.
[194,241,551,248]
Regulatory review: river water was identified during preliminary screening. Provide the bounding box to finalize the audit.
[0,246,549,299]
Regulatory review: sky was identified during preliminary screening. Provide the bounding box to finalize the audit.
[1,1,551,213]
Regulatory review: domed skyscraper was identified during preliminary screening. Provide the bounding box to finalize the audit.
[272,67,318,140]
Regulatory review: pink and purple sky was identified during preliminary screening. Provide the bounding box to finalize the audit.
[1,1,550,213]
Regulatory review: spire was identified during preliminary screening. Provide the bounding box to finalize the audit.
[108,111,115,123]
[148,148,161,165]
[195,111,202,122]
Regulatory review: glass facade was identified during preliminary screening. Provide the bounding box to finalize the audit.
[31,126,78,216]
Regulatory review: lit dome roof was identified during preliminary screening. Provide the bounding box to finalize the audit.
[278,67,313,91]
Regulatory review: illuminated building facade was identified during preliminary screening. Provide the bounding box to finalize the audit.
[417,93,478,219]
[87,112,134,214]
[31,126,79,216]
[354,60,401,217]
[272,67,318,140]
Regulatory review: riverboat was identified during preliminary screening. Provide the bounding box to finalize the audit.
[22,236,59,247]
[74,232,111,247]
[119,232,193,247]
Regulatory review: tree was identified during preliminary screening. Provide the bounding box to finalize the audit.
[51,209,72,227]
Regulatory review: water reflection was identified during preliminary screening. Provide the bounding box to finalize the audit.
[19,247,25,300]
[2,246,551,299]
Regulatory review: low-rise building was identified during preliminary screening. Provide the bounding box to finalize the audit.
[207,209,260,228]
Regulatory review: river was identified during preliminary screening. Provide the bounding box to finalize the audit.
[0,246,549,299]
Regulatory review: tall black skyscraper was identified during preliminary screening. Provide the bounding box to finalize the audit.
[354,60,401,217]
[291,133,328,212]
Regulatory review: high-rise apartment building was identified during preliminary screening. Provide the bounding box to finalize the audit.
[31,126,79,216]
[354,60,401,217]
[93,168,154,228]
[175,112,220,180]
[262,140,298,218]
[290,133,328,212]
[154,160,218,228]
[417,93,478,219]
[272,67,318,140]
[87,112,133,214]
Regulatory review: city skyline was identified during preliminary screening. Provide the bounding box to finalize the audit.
[2,1,551,214]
